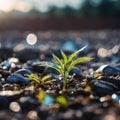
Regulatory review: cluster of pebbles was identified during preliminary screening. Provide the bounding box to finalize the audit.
[0,31,120,120]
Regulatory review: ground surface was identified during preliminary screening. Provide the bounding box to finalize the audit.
[0,30,120,120]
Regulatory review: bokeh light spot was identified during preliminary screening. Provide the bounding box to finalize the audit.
[26,33,37,45]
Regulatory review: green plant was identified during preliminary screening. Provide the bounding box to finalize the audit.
[27,74,55,85]
[48,46,92,90]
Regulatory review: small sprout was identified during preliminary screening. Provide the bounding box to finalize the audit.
[56,96,68,108]
[26,74,40,84]
[48,46,93,90]
[26,74,55,85]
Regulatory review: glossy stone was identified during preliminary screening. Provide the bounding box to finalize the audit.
[89,80,118,96]
[70,67,83,78]
[7,73,30,85]
[15,69,32,76]
[96,65,120,76]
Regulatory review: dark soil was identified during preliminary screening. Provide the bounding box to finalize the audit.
[0,30,120,120]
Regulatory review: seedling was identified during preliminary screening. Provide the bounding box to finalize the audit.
[48,46,92,90]
[27,74,55,85]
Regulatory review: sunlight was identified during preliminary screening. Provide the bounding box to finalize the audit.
[26,33,38,45]
[0,0,85,13]
[15,1,32,13]
[0,0,16,12]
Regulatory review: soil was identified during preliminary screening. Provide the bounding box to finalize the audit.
[0,30,120,120]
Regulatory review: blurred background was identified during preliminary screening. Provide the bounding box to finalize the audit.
[0,0,120,52]
[0,0,120,30]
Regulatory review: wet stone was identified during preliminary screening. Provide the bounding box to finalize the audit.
[44,67,60,75]
[96,65,120,76]
[70,67,83,79]
[18,96,39,112]
[31,61,50,73]
[37,106,50,120]
[89,80,118,97]
[1,61,11,70]
[31,61,59,74]
[0,96,9,109]
[103,65,120,76]
[7,73,30,85]
[14,69,32,76]
[99,76,120,90]
[0,69,10,78]
[0,90,22,110]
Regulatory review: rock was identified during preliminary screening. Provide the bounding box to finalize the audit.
[6,69,32,85]
[70,67,83,78]
[31,61,59,74]
[96,65,120,76]
[99,76,120,90]
[37,106,50,120]
[0,96,9,109]
[18,96,39,112]
[31,61,51,73]
[0,69,10,78]
[89,80,118,96]
[0,90,22,110]
[31,61,48,73]
[44,67,60,75]
[15,69,32,76]
[7,73,30,85]
[2,61,11,69]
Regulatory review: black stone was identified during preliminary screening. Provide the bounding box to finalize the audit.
[7,73,30,85]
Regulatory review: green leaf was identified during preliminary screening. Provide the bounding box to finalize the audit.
[46,46,92,90]
[48,65,64,76]
[41,75,51,82]
[67,52,77,63]
[61,50,67,65]
[27,74,40,84]
[52,54,64,69]
[44,80,56,84]
[67,45,87,63]
[72,57,92,65]
[68,57,92,73]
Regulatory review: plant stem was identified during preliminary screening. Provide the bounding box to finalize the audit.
[63,75,67,90]
[63,70,68,91]
[63,63,67,90]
